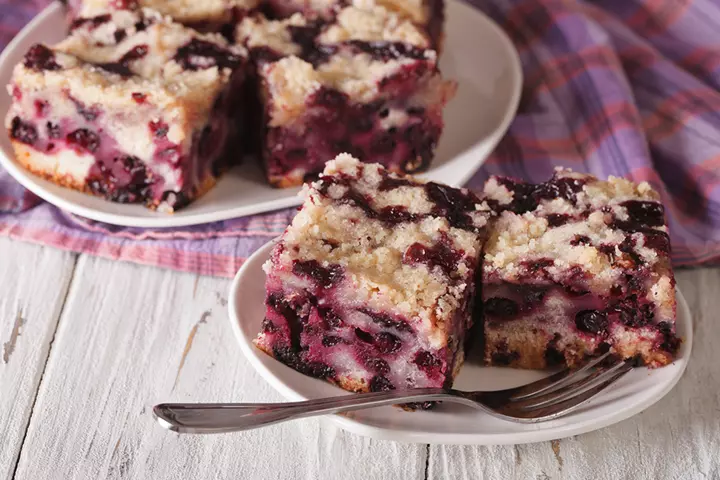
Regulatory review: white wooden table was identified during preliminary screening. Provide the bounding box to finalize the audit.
[0,236,717,480]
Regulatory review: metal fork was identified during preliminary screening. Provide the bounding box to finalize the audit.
[153,352,632,434]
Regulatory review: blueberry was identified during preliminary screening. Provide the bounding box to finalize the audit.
[484,297,519,318]
[374,332,401,354]
[10,117,38,145]
[575,310,608,334]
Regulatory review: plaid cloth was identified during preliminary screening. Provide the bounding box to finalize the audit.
[1,0,719,277]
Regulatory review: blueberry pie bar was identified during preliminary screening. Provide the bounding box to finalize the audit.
[481,169,680,368]
[255,155,489,393]
[240,6,454,187]
[5,9,248,210]
[235,4,448,187]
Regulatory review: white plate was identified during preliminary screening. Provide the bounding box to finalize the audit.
[229,240,693,445]
[0,0,522,228]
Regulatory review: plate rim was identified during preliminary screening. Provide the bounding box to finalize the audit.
[0,0,522,228]
[228,239,693,445]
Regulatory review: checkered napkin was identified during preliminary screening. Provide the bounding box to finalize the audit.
[2,0,719,276]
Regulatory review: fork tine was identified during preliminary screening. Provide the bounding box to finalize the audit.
[511,361,633,421]
[494,362,632,423]
[506,351,613,401]
[512,357,627,410]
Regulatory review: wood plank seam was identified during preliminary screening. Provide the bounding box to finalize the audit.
[423,443,430,480]
[10,254,79,480]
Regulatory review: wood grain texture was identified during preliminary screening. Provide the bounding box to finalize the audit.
[13,255,426,480]
[0,238,76,480]
[428,269,720,480]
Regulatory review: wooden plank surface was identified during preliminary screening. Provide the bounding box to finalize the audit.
[2,235,719,480]
[0,239,76,480]
[12,254,426,480]
[428,269,720,480]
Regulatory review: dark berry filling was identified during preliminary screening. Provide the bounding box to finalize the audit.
[24,44,61,71]
[546,213,571,227]
[369,375,395,392]
[321,335,342,347]
[267,292,304,351]
[292,260,344,287]
[174,39,242,71]
[287,22,337,66]
[575,309,608,335]
[571,235,592,246]
[70,13,111,31]
[414,351,442,375]
[494,175,587,214]
[114,30,128,43]
[425,183,482,231]
[491,350,520,366]
[346,41,428,61]
[261,318,278,333]
[378,175,415,191]
[657,321,681,354]
[68,96,101,122]
[10,117,38,146]
[87,155,155,204]
[160,191,190,210]
[403,240,463,278]
[374,332,401,354]
[66,128,100,153]
[544,336,565,366]
[484,297,519,318]
[359,309,412,333]
[489,340,521,366]
[318,306,342,328]
[97,44,149,77]
[642,231,671,255]
[367,358,390,375]
[46,122,61,139]
[272,346,336,380]
[355,328,374,343]
[622,200,664,227]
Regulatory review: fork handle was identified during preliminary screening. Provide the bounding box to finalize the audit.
[154,388,470,434]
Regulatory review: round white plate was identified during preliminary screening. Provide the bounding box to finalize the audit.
[229,240,693,445]
[0,0,522,228]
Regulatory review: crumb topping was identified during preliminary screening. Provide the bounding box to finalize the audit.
[263,56,321,127]
[57,9,246,81]
[319,4,429,47]
[236,14,306,57]
[483,169,672,293]
[262,49,427,122]
[78,0,261,24]
[366,0,429,23]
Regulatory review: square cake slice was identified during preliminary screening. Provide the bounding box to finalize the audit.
[480,169,680,369]
[5,9,248,211]
[250,39,455,187]
[255,154,489,394]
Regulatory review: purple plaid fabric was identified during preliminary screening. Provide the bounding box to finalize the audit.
[2,0,719,276]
